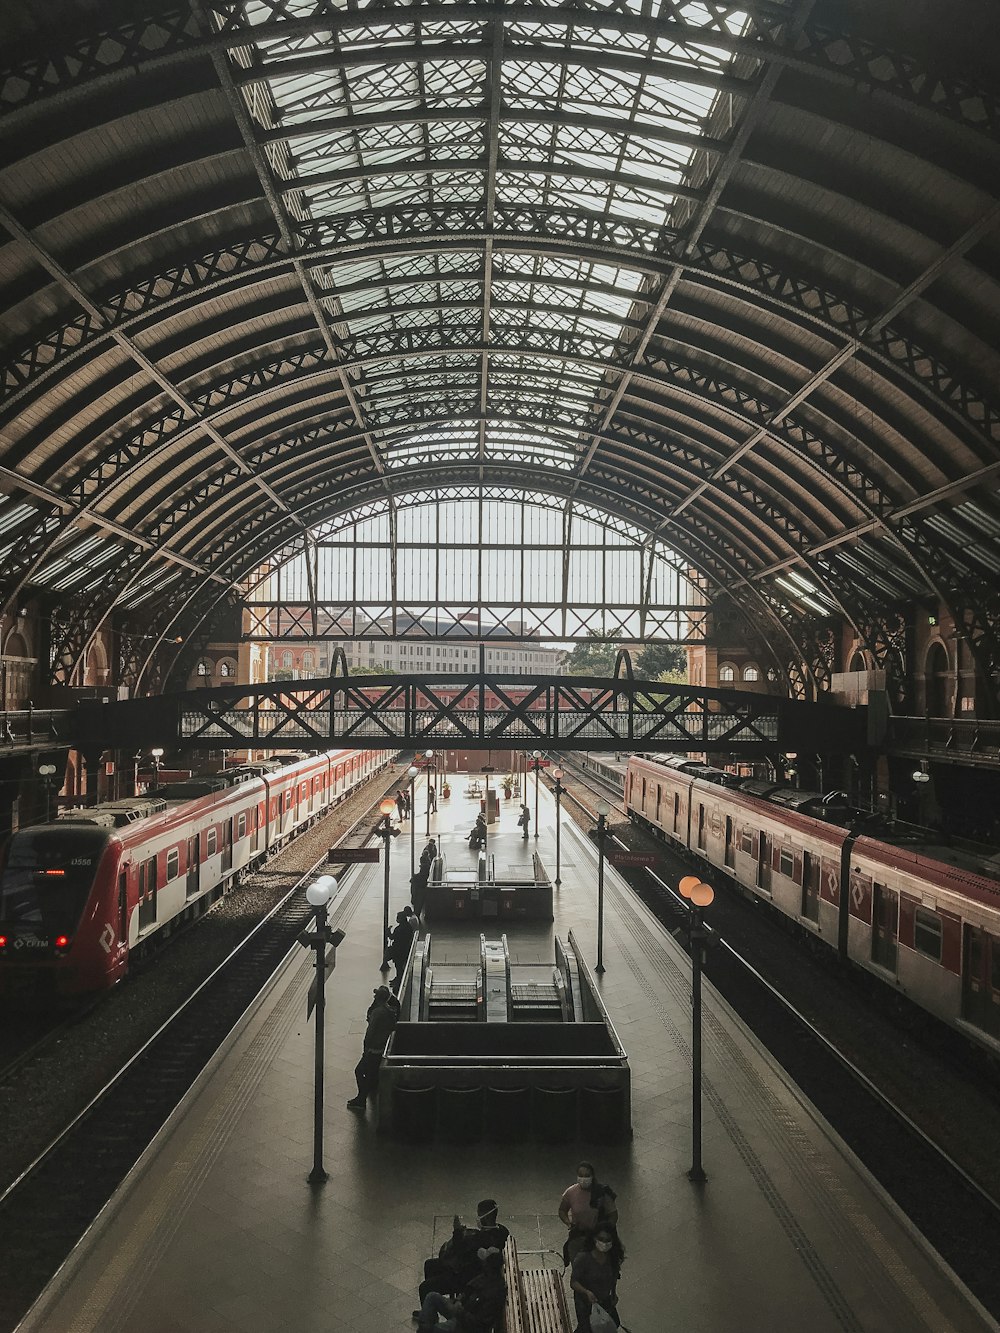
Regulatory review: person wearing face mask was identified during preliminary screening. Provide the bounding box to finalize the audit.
[570,1226,626,1331]
[414,1199,510,1310]
[559,1161,619,1265]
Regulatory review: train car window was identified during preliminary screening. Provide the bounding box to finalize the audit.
[914,909,943,962]
[739,827,753,855]
[779,847,795,877]
[285,791,293,810]
[237,813,248,839]
[641,777,647,803]
[206,828,217,857]
[166,848,180,881]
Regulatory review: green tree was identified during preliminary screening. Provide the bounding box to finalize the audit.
[565,632,620,675]
[635,641,686,679]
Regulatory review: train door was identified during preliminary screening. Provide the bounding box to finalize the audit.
[673,792,680,836]
[251,807,261,855]
[187,834,200,898]
[962,926,1000,1040]
[724,816,735,870]
[222,819,233,874]
[872,883,898,971]
[655,785,662,827]
[757,832,769,890]
[138,854,157,929]
[697,803,707,851]
[118,870,128,944]
[805,847,816,922]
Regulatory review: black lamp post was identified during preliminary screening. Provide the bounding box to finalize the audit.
[377,796,398,971]
[298,875,345,1184]
[425,748,435,835]
[679,875,715,1183]
[407,764,419,876]
[38,762,57,823]
[595,798,609,973]
[551,766,564,888]
[531,749,542,839]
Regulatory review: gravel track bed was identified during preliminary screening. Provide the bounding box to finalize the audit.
[548,765,1000,1205]
[0,760,407,1194]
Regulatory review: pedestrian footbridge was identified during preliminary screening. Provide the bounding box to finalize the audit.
[71,669,868,755]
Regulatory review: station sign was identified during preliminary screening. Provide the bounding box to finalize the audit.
[609,851,656,869]
[328,846,380,864]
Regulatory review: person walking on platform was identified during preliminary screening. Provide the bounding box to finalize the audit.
[414,1250,506,1331]
[415,1199,510,1306]
[428,783,438,814]
[517,803,530,840]
[347,986,398,1111]
[559,1161,619,1265]
[396,788,407,821]
[570,1226,625,1331]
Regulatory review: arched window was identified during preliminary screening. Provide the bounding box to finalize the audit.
[281,651,293,669]
[849,650,868,673]
[196,660,211,677]
[219,660,235,678]
[925,641,951,716]
[742,664,760,682]
[302,651,314,669]
[718,663,736,682]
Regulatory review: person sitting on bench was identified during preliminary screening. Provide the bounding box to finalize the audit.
[416,1199,510,1305]
[468,813,487,850]
[414,1250,506,1331]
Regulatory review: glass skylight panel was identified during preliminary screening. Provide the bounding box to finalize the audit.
[235,0,750,467]
[0,501,37,535]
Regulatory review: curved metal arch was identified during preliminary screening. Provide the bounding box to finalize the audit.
[135,470,812,692]
[45,314,917,591]
[82,349,858,583]
[3,3,998,140]
[613,649,635,683]
[6,198,998,484]
[11,286,944,623]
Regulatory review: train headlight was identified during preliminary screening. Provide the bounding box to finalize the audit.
[0,935,7,948]
[54,935,70,951]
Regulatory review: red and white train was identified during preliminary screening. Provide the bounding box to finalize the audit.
[625,754,1000,1054]
[0,747,387,997]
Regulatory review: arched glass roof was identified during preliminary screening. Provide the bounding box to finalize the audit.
[0,0,998,697]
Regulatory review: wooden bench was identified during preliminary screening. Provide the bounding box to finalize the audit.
[501,1235,572,1333]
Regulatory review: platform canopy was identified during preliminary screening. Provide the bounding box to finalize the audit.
[0,0,999,693]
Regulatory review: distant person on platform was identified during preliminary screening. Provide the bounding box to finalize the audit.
[386,909,416,993]
[346,986,397,1112]
[428,783,438,814]
[396,788,407,821]
[517,804,531,840]
[468,812,487,850]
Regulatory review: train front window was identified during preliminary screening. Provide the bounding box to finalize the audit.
[0,828,107,936]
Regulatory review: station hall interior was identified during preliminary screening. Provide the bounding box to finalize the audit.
[2,0,1000,1330]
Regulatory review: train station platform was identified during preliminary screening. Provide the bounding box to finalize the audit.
[20,774,996,1333]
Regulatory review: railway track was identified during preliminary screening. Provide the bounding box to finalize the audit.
[0,766,405,1333]
[551,758,1000,1321]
